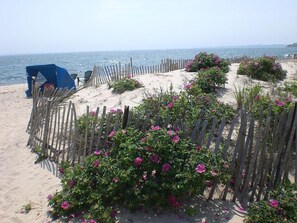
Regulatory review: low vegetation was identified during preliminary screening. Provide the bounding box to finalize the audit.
[234,84,294,119]
[185,52,230,73]
[245,183,297,223]
[48,128,230,222]
[237,56,287,82]
[108,76,143,93]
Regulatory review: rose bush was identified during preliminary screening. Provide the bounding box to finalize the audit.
[48,127,230,222]
[237,56,287,82]
[245,183,297,223]
[185,52,230,73]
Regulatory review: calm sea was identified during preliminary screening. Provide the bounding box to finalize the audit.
[0,47,296,86]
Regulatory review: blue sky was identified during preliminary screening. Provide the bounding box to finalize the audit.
[0,0,296,55]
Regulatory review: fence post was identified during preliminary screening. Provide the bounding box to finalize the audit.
[42,99,52,157]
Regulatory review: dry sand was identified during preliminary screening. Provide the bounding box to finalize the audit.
[0,60,296,223]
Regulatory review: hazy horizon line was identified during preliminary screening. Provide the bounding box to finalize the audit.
[1,43,294,57]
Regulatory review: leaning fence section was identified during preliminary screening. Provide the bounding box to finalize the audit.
[89,58,191,87]
[27,94,297,203]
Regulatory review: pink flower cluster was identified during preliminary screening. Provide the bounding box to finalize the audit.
[93,160,100,167]
[275,99,285,107]
[269,199,279,208]
[151,125,161,131]
[162,163,171,172]
[134,157,143,167]
[167,102,174,109]
[61,201,70,210]
[184,83,192,90]
[108,130,116,138]
[195,163,206,173]
[168,195,181,208]
[150,154,161,163]
[94,150,102,155]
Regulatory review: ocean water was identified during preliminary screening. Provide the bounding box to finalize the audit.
[0,47,296,86]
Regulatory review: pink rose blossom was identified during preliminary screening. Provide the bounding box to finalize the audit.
[110,108,117,113]
[168,195,181,208]
[184,84,192,90]
[151,125,161,131]
[127,74,132,78]
[269,199,279,208]
[93,160,100,167]
[173,95,178,101]
[275,99,285,107]
[285,97,292,101]
[90,220,97,223]
[47,194,52,201]
[94,150,102,155]
[172,135,180,143]
[167,102,174,109]
[81,219,87,223]
[141,137,147,142]
[59,167,64,174]
[162,163,171,172]
[150,154,161,163]
[61,201,70,210]
[104,151,110,157]
[146,146,153,152]
[169,195,177,204]
[196,145,201,151]
[255,95,260,100]
[108,130,116,138]
[134,157,143,167]
[113,177,119,183]
[167,130,174,136]
[195,164,206,174]
[90,111,96,116]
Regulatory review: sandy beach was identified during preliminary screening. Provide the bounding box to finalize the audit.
[0,60,296,223]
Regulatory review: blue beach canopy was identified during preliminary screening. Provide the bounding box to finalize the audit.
[25,64,76,97]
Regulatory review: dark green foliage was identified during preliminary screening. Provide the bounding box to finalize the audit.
[193,67,228,93]
[48,128,230,222]
[185,52,230,73]
[134,90,236,132]
[237,56,287,82]
[245,184,297,223]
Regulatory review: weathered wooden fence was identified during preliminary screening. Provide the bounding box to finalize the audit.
[89,58,191,87]
[26,90,297,204]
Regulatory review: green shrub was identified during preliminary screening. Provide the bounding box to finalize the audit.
[234,85,294,119]
[194,67,228,93]
[237,56,287,82]
[283,81,297,98]
[185,52,230,73]
[245,184,297,223]
[134,90,236,132]
[108,77,143,94]
[48,127,230,222]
